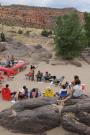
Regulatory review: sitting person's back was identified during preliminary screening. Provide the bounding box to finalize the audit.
[36,71,43,81]
[43,87,55,97]
[1,84,11,100]
[72,80,83,98]
[30,88,38,98]
[18,86,28,99]
[44,72,49,81]
[23,86,28,98]
[71,75,80,86]
[59,84,68,98]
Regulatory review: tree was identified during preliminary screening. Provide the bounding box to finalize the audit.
[54,12,84,59]
[84,12,90,47]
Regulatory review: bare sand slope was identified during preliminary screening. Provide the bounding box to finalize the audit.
[0,62,90,135]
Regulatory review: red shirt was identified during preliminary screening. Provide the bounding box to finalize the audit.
[1,87,11,101]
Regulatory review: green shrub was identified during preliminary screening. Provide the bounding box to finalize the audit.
[18,29,23,34]
[0,32,6,42]
[84,12,90,47]
[48,30,52,35]
[41,29,52,37]
[24,30,31,36]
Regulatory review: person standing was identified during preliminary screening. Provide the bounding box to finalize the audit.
[6,56,11,68]
[10,55,15,66]
[30,65,38,81]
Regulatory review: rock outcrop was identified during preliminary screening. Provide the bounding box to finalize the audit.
[29,45,52,64]
[0,97,60,134]
[0,40,52,64]
[0,43,6,52]
[62,96,90,135]
[1,96,90,135]
[50,58,82,67]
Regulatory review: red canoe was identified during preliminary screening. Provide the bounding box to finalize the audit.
[12,63,27,71]
[0,66,16,75]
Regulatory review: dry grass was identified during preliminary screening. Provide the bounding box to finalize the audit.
[0,24,53,46]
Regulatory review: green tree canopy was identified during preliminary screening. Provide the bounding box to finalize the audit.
[84,12,90,47]
[54,12,85,59]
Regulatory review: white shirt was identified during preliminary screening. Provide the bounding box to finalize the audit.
[73,85,83,97]
[20,88,24,94]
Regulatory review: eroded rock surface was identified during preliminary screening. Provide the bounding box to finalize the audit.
[0,97,60,134]
[1,96,90,135]
[0,43,6,52]
[62,96,90,135]
[0,40,52,64]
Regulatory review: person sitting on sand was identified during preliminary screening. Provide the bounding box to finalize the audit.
[44,72,51,82]
[58,84,68,99]
[1,84,16,101]
[18,85,28,100]
[58,80,83,104]
[43,87,55,97]
[72,80,83,98]
[71,75,80,86]
[50,76,65,86]
[36,70,43,82]
[58,76,65,86]
[30,88,39,98]
[50,76,57,85]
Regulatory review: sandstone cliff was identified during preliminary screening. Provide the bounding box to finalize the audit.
[0,5,84,28]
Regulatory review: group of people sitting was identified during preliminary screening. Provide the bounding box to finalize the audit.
[0,75,86,103]
[36,71,63,84]
[36,71,55,82]
[26,66,65,86]
[1,84,41,101]
[57,75,86,103]
[18,86,41,100]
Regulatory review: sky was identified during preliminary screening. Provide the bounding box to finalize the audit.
[0,0,90,12]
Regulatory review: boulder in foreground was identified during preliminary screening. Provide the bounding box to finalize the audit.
[0,97,60,134]
[62,96,90,135]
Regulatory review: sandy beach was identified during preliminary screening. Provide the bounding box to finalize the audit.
[0,61,90,135]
